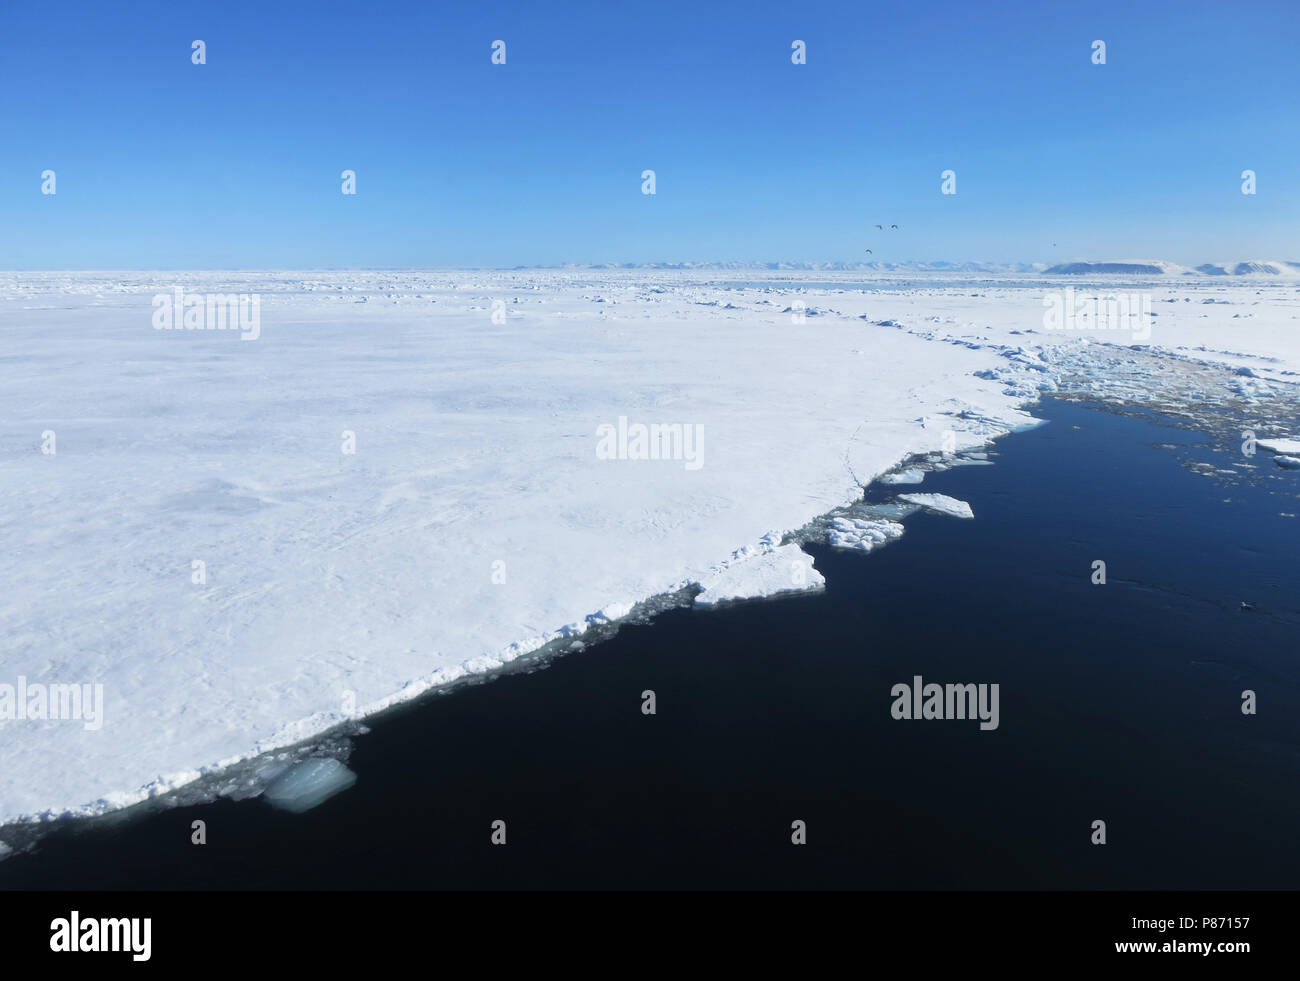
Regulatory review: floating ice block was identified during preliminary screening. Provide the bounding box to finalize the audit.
[897,493,975,519]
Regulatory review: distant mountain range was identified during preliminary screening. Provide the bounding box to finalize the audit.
[571,260,1047,273]
[551,259,1300,276]
[1041,259,1300,277]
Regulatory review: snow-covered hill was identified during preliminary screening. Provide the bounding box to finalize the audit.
[1044,259,1300,277]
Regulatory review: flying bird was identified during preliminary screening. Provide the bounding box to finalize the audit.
[875,224,883,230]
[864,249,873,254]
[890,224,899,229]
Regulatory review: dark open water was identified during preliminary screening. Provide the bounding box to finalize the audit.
[2,397,1298,889]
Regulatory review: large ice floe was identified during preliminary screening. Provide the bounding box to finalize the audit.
[1257,438,1300,455]
[2,268,1300,828]
[896,493,976,519]
[695,542,825,606]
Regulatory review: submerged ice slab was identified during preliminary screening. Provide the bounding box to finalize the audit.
[853,502,921,520]
[262,759,357,813]
[897,493,975,519]
[694,544,824,606]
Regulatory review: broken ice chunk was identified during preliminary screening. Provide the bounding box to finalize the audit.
[695,543,824,607]
[827,516,905,552]
[897,493,975,519]
[879,468,925,485]
[263,758,357,813]
[586,600,635,626]
[1257,437,1300,455]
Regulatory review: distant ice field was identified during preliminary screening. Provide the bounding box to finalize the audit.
[2,269,1298,827]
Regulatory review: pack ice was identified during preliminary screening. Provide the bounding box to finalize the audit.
[2,268,1299,826]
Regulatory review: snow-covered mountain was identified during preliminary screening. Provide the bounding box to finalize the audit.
[1195,260,1300,276]
[1043,259,1300,277]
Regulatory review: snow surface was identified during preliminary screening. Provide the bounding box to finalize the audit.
[2,269,1299,825]
[896,493,975,519]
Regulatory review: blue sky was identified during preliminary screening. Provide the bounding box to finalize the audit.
[2,0,1296,267]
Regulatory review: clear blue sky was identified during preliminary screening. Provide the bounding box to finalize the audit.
[2,0,1296,268]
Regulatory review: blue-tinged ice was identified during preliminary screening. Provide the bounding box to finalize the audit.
[263,758,357,813]
[879,467,925,485]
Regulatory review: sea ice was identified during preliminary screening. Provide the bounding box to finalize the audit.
[897,493,975,519]
[1257,438,1300,455]
[879,468,925,485]
[262,758,357,813]
[3,268,1299,826]
[587,601,636,625]
[826,516,906,552]
[694,543,825,606]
